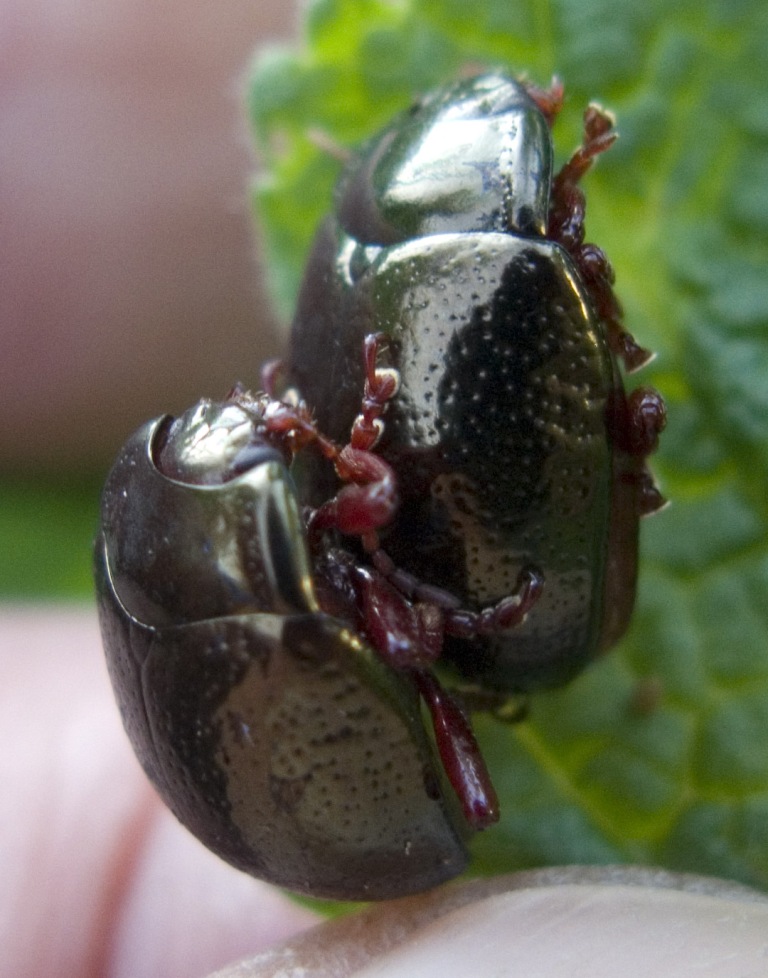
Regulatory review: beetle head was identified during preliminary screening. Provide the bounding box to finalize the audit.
[154,398,289,486]
[335,72,554,245]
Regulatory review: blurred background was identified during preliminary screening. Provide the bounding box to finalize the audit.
[1,0,297,596]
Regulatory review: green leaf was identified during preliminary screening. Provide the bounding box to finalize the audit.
[249,0,768,894]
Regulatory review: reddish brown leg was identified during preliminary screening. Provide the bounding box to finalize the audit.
[229,379,400,539]
[548,103,653,373]
[414,669,500,829]
[237,334,401,544]
[359,555,543,660]
[445,567,543,638]
[354,564,445,668]
[636,469,667,517]
[608,386,668,516]
[620,386,667,457]
[349,333,399,452]
[626,386,667,516]
[523,76,564,127]
[371,549,543,639]
[260,358,284,398]
[308,334,401,544]
[350,561,500,828]
[309,449,399,540]
[552,103,617,199]
[577,245,654,373]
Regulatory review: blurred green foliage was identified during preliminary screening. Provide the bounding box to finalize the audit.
[0,480,101,598]
[248,0,768,891]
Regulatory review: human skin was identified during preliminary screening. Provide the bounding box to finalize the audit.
[219,870,768,978]
[1,0,292,476]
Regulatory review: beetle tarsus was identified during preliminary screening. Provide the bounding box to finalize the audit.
[522,76,564,127]
[370,548,543,638]
[637,468,668,516]
[445,567,544,639]
[553,103,617,196]
[350,333,400,452]
[260,357,285,397]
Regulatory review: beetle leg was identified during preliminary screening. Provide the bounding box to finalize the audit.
[371,549,543,638]
[309,447,399,543]
[412,669,500,830]
[260,357,285,397]
[443,567,544,639]
[547,105,654,373]
[617,386,667,457]
[546,107,610,272]
[623,385,668,516]
[353,564,444,668]
[635,468,667,516]
[349,333,400,452]
[343,561,500,830]
[577,244,654,373]
[304,333,402,545]
[553,103,617,201]
[239,389,399,538]
[522,76,564,127]
[229,335,401,550]
[608,386,668,516]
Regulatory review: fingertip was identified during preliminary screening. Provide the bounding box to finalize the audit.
[208,868,768,978]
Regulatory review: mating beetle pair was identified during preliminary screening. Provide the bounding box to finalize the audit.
[96,72,666,900]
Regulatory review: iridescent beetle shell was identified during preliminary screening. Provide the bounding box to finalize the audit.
[288,71,663,693]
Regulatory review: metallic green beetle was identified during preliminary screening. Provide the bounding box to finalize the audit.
[288,71,665,693]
